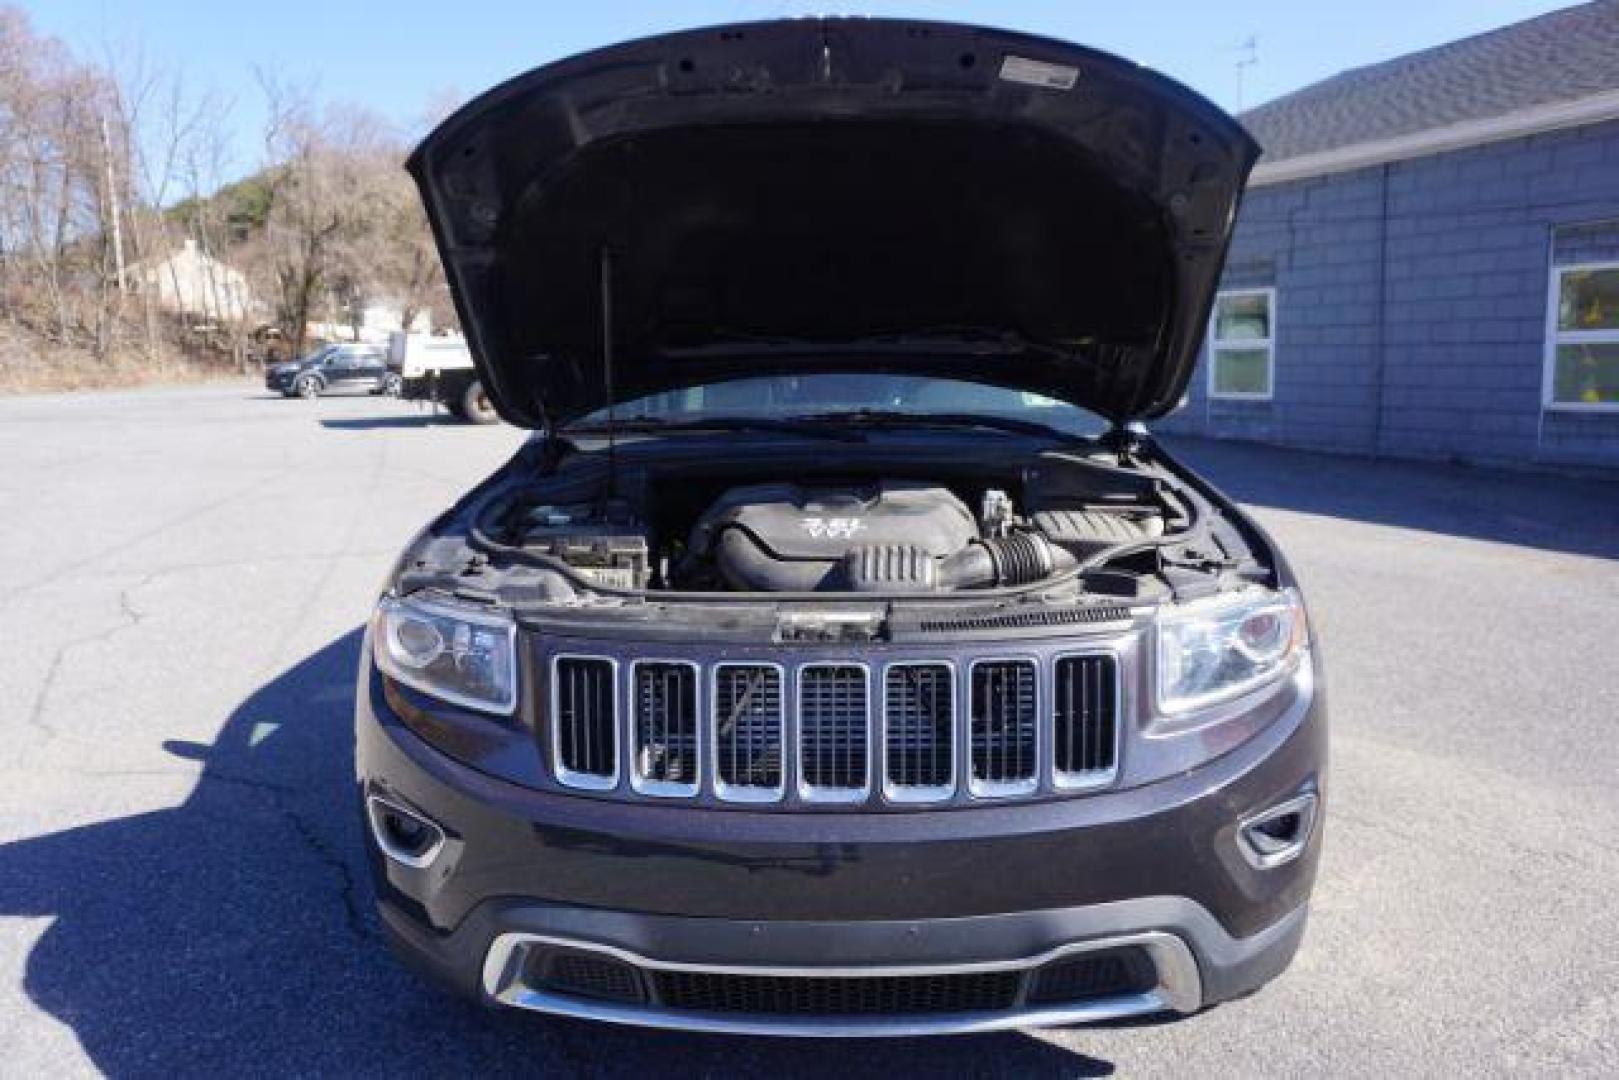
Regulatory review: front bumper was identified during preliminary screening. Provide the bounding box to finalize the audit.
[379,892,1307,1035]
[356,653,1325,1032]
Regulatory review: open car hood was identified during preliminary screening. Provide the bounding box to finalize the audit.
[409,19,1259,430]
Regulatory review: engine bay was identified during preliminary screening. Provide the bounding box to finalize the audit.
[398,433,1271,611]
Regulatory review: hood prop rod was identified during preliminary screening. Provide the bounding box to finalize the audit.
[599,245,618,504]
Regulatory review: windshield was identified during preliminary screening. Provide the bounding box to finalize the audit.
[568,375,1106,436]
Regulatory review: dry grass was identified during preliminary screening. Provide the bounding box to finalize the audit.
[0,326,247,395]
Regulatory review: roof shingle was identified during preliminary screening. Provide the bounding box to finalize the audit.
[1240,0,1619,163]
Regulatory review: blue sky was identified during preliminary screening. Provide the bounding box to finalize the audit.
[27,0,1573,176]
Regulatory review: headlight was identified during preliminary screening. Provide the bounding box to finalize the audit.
[1156,588,1307,714]
[373,595,517,715]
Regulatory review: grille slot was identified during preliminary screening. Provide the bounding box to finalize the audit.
[968,660,1039,796]
[798,665,871,799]
[552,656,618,788]
[631,661,700,796]
[652,970,1021,1016]
[883,663,955,799]
[1053,654,1119,786]
[712,664,785,800]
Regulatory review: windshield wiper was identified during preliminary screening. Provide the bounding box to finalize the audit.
[565,414,866,442]
[792,409,1095,446]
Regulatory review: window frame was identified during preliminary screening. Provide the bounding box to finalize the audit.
[1543,259,1619,413]
[1206,286,1277,402]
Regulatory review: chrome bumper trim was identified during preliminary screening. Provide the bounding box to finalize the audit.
[480,929,1201,1036]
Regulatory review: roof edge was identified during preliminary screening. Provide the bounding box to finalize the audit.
[1249,86,1619,186]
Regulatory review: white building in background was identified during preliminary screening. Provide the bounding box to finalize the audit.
[130,237,256,324]
[308,300,431,344]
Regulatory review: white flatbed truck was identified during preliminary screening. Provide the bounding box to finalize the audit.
[387,332,499,424]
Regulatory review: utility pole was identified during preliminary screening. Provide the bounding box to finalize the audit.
[1234,35,1259,113]
[100,114,127,291]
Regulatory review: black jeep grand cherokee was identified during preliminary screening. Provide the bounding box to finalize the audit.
[357,19,1325,1036]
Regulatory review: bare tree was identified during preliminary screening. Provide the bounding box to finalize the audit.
[0,6,237,379]
[0,4,454,390]
[0,10,114,349]
[102,36,237,364]
[374,175,442,335]
[249,80,437,354]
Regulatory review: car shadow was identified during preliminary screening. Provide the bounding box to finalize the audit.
[319,414,465,430]
[1162,435,1619,560]
[0,630,1112,1076]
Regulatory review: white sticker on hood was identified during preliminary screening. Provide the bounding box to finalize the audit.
[999,55,1079,90]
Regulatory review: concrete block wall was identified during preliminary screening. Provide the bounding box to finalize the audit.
[1158,118,1619,472]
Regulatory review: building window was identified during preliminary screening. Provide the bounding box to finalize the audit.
[1208,288,1275,400]
[1545,262,1619,410]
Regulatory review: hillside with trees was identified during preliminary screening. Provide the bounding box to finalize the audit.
[0,5,452,392]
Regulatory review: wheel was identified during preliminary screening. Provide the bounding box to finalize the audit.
[460,379,499,424]
[296,375,322,400]
[383,372,403,396]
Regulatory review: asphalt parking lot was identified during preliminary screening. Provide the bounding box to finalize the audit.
[1,383,1615,1077]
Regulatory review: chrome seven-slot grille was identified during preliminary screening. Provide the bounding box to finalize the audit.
[547,651,1119,805]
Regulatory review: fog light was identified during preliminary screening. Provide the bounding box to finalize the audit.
[1237,792,1318,869]
[366,794,446,868]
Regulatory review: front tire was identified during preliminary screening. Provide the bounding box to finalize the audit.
[461,379,499,424]
[296,375,322,400]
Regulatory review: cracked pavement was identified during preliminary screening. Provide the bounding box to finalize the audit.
[1,383,1617,1077]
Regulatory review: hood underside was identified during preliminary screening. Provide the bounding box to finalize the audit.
[409,19,1259,429]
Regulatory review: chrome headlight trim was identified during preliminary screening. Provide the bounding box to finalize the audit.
[373,593,518,716]
[1154,587,1307,716]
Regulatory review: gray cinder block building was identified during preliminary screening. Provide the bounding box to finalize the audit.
[1162,0,1619,472]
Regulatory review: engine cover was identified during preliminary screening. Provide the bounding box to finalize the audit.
[692,481,978,592]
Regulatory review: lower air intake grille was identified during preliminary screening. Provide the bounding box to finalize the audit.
[969,660,1038,794]
[530,949,646,1005]
[1053,654,1119,783]
[652,970,1021,1016]
[884,664,954,795]
[553,657,616,786]
[1027,947,1154,1005]
[632,662,699,793]
[713,664,784,798]
[798,665,870,796]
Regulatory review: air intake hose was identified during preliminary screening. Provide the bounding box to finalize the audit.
[937,532,1076,590]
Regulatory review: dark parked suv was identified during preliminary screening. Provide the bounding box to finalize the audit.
[358,19,1325,1035]
[266,343,392,398]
